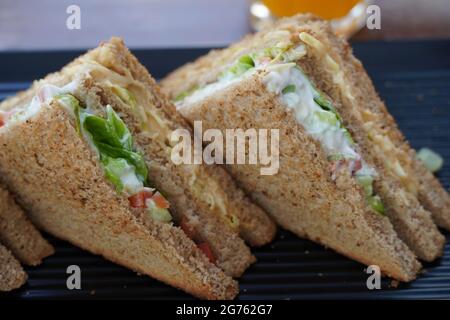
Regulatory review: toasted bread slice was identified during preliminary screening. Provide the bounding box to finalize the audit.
[0,99,238,299]
[0,244,27,292]
[0,186,54,266]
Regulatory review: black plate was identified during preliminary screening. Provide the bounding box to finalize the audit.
[0,41,449,300]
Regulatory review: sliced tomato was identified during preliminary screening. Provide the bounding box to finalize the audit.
[0,111,18,128]
[151,192,170,209]
[351,159,362,174]
[128,188,153,208]
[197,242,216,264]
[0,112,7,127]
[179,217,196,240]
[128,193,146,208]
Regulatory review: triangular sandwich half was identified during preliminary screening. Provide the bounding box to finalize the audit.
[0,38,263,299]
[160,15,444,281]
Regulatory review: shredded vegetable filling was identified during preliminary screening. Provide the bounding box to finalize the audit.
[57,93,173,223]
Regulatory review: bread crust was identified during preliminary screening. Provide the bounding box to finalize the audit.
[0,186,54,266]
[0,244,27,292]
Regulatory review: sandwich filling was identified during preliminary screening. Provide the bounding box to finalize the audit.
[175,43,385,214]
[62,57,240,232]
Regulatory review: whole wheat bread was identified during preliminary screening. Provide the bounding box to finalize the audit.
[0,186,54,266]
[0,244,27,292]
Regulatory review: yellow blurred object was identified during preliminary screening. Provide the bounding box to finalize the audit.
[263,0,361,20]
[250,0,370,38]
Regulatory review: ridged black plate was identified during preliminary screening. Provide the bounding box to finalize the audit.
[0,41,449,300]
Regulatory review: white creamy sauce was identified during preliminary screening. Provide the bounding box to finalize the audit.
[176,57,377,180]
[177,45,307,109]
[263,63,376,178]
[117,161,144,196]
[177,68,257,108]
[4,81,78,127]
[264,64,359,158]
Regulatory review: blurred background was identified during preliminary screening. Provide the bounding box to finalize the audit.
[0,0,450,51]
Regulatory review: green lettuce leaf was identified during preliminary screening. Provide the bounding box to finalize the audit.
[282,84,296,94]
[83,106,132,150]
[106,105,132,150]
[173,84,200,102]
[417,147,443,173]
[356,175,374,197]
[219,54,256,80]
[102,156,127,192]
[83,114,122,148]
[55,94,83,135]
[368,195,385,215]
[95,142,147,182]
[147,200,172,222]
[80,105,148,189]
